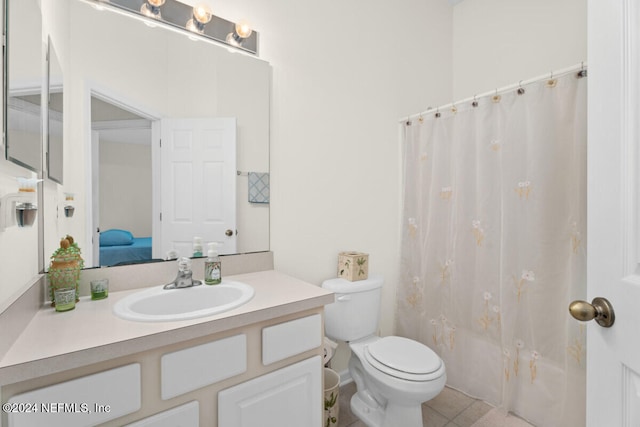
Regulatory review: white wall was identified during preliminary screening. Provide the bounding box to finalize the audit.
[99,140,152,237]
[452,0,587,99]
[0,161,40,309]
[192,0,454,371]
[0,0,42,308]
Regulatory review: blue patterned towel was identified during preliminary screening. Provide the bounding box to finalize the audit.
[248,172,270,204]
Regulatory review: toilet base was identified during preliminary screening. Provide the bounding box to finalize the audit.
[351,391,423,427]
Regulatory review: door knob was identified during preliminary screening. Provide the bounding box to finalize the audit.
[225,229,234,236]
[569,297,615,328]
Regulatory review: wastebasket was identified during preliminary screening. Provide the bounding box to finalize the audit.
[324,368,340,427]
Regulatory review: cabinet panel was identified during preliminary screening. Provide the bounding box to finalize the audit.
[218,355,321,427]
[262,314,321,365]
[7,363,141,427]
[125,401,199,426]
[161,334,246,400]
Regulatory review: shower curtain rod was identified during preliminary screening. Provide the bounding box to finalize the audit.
[399,62,587,123]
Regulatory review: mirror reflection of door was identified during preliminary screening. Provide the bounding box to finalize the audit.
[89,96,238,267]
[90,95,153,268]
[159,118,237,259]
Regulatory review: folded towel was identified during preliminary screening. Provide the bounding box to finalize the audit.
[248,172,270,204]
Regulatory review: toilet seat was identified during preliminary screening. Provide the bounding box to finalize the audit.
[364,336,443,382]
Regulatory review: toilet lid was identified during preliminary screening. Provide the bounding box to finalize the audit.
[365,336,442,377]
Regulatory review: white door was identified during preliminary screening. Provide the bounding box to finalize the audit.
[582,1,640,425]
[91,130,100,268]
[159,118,237,259]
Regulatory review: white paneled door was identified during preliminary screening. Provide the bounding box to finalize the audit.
[157,118,237,259]
[584,0,640,425]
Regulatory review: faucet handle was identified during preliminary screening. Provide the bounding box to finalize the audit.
[177,257,192,272]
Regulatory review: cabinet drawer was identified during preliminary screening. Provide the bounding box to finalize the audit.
[161,334,246,400]
[262,314,322,365]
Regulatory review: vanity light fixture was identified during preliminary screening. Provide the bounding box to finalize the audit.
[186,4,213,34]
[226,20,253,47]
[94,0,259,55]
[140,0,165,19]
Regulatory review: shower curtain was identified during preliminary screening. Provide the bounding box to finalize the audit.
[398,72,586,427]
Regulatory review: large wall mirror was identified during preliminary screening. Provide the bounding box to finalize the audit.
[6,0,270,273]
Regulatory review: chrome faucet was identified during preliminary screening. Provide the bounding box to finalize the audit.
[164,257,202,289]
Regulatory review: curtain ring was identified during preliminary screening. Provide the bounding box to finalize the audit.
[517,80,525,95]
[435,108,441,119]
[472,95,478,108]
[577,61,587,78]
[418,112,424,124]
[546,70,558,88]
[492,89,501,103]
[451,103,457,114]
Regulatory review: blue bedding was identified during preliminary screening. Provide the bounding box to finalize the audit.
[100,237,152,266]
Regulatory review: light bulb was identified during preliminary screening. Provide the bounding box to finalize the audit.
[193,4,213,24]
[186,19,201,33]
[140,1,163,19]
[235,20,253,38]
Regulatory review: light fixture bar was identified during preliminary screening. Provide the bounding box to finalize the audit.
[95,0,258,55]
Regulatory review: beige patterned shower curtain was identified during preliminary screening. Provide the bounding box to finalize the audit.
[398,72,587,426]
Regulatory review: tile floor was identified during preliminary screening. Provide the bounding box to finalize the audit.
[336,383,525,427]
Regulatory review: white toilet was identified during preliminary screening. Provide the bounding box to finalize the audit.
[322,275,446,427]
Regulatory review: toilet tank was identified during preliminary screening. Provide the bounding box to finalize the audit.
[322,275,383,342]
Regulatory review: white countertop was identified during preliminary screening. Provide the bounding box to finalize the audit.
[0,270,334,386]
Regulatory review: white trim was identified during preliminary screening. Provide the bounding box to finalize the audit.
[92,119,151,131]
[338,369,353,386]
[88,81,162,122]
[83,82,162,266]
[7,97,41,115]
[151,121,162,259]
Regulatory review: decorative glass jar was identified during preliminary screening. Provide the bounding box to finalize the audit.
[48,235,84,306]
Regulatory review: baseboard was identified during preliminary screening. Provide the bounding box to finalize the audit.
[339,369,353,386]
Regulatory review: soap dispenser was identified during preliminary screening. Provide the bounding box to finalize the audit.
[193,236,203,257]
[204,242,221,285]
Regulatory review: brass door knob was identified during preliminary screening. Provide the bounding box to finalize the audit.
[225,229,234,236]
[569,297,615,328]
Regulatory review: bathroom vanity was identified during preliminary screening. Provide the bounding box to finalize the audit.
[0,268,334,427]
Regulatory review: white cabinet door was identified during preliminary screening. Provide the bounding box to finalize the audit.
[218,356,322,427]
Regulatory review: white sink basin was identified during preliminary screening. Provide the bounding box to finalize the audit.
[113,281,255,322]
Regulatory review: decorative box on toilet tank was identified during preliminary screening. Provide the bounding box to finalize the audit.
[337,252,369,281]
